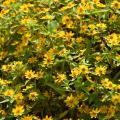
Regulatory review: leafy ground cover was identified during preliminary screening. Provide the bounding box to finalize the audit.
[0,0,120,119]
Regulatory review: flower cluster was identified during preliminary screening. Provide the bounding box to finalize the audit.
[0,0,120,119]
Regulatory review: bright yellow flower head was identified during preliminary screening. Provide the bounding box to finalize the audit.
[62,15,70,25]
[107,33,119,45]
[70,67,80,78]
[29,91,38,101]
[89,108,100,118]
[101,78,116,90]
[14,93,24,102]
[111,94,120,105]
[28,57,38,63]
[64,94,79,108]
[79,64,89,74]
[111,0,120,9]
[12,105,24,117]
[4,89,15,97]
[35,71,44,79]
[25,70,36,79]
[21,115,33,120]
[76,6,85,14]
[95,66,107,76]
[42,115,53,120]
[55,73,66,84]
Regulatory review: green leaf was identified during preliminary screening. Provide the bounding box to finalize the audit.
[45,83,65,94]
[47,20,58,33]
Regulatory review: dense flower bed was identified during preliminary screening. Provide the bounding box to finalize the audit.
[0,0,120,119]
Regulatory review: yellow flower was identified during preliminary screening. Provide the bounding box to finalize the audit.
[95,55,103,62]
[76,37,83,43]
[105,105,116,119]
[99,106,108,114]
[78,64,89,74]
[95,66,106,76]
[111,94,120,105]
[41,15,54,20]
[61,15,73,28]
[76,6,85,14]
[35,71,44,79]
[101,78,116,90]
[107,33,119,45]
[55,74,66,84]
[20,4,30,12]
[42,115,53,120]
[89,108,100,118]
[59,2,75,11]
[28,57,37,63]
[29,91,38,101]
[78,103,90,114]
[0,9,9,17]
[111,0,120,9]
[58,48,67,56]
[20,3,33,12]
[80,24,88,33]
[64,94,79,108]
[25,70,36,79]
[43,55,54,66]
[96,2,106,8]
[67,2,75,9]
[12,105,24,117]
[0,78,11,86]
[96,23,107,29]
[14,93,24,102]
[23,84,33,92]
[93,0,100,4]
[2,0,11,6]
[62,15,70,25]
[4,89,15,97]
[88,24,96,30]
[21,115,33,120]
[70,67,80,78]
[109,14,117,22]
[65,31,74,40]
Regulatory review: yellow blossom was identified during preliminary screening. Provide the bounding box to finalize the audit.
[29,91,38,101]
[78,103,90,114]
[111,0,120,9]
[107,33,119,45]
[96,2,106,8]
[105,105,117,119]
[14,93,24,102]
[89,108,100,118]
[4,89,15,97]
[111,94,120,105]
[76,6,85,14]
[43,115,53,120]
[25,70,36,79]
[12,105,24,117]
[70,67,80,78]
[101,78,116,90]
[79,64,89,74]
[41,15,54,20]
[28,57,38,63]
[64,94,79,108]
[43,55,54,66]
[95,55,103,62]
[109,14,117,22]
[21,115,33,120]
[55,74,66,84]
[35,71,44,79]
[95,66,107,76]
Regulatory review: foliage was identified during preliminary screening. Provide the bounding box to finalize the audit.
[0,0,120,119]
